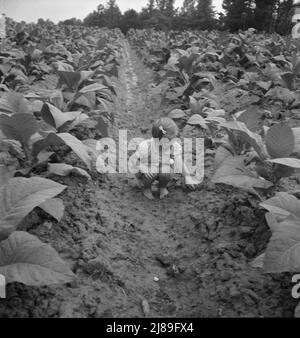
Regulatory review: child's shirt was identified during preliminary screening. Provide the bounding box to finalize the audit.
[130,137,182,174]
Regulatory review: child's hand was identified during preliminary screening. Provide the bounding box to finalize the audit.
[185,175,200,190]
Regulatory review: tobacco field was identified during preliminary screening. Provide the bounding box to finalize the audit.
[0,19,300,317]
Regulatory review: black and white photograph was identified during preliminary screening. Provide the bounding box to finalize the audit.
[0,0,300,321]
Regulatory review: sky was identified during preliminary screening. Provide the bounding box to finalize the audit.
[0,0,224,23]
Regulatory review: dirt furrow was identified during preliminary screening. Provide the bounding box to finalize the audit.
[88,38,211,317]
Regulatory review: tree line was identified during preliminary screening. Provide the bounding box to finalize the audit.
[59,0,294,35]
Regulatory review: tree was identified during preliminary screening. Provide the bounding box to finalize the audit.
[181,0,196,15]
[84,0,121,28]
[196,0,215,29]
[138,0,175,30]
[176,0,216,30]
[103,0,122,28]
[148,10,172,30]
[216,11,226,30]
[275,0,293,35]
[139,1,156,27]
[155,0,166,11]
[254,0,278,32]
[83,11,102,26]
[147,0,156,13]
[97,4,105,14]
[222,0,293,33]
[58,17,82,26]
[120,9,140,33]
[178,0,196,29]
[223,0,255,31]
[82,0,219,31]
[165,0,176,17]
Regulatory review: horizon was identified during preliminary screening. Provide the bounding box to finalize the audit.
[0,0,224,24]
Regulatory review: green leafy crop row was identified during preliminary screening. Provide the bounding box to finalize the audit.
[129,28,300,316]
[0,20,123,287]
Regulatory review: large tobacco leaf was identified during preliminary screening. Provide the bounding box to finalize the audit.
[57,71,81,90]
[281,72,295,90]
[187,114,208,129]
[212,155,273,194]
[260,193,300,273]
[213,145,233,170]
[78,83,108,94]
[57,133,92,170]
[41,103,82,130]
[267,158,300,169]
[189,96,202,115]
[220,120,267,160]
[0,113,39,149]
[0,164,15,188]
[266,122,295,159]
[0,92,31,115]
[235,106,263,133]
[168,109,187,119]
[32,132,92,170]
[48,163,91,179]
[266,87,296,104]
[38,198,65,222]
[0,177,66,240]
[0,231,75,285]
